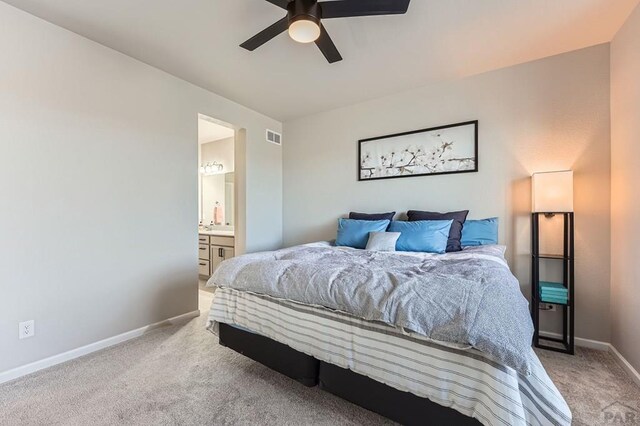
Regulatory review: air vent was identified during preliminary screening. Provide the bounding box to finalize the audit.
[266,129,282,146]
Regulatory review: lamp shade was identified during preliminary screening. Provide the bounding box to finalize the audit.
[532,171,574,213]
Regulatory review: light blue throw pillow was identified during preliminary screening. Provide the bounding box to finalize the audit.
[388,220,453,253]
[336,219,390,249]
[461,217,499,246]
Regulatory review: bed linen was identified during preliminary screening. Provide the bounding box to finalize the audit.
[207,288,571,426]
[208,242,534,375]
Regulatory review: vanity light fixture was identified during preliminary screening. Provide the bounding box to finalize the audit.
[200,161,224,175]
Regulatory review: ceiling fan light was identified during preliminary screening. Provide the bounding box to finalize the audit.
[288,19,320,43]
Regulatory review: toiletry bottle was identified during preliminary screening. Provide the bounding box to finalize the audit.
[214,202,223,226]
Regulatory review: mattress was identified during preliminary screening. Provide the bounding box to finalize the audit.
[208,288,571,426]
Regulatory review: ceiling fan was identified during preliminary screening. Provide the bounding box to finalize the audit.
[240,0,411,63]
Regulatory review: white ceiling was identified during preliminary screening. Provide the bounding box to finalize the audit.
[198,116,235,144]
[4,0,638,121]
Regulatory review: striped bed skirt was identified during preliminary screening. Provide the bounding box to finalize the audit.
[207,287,571,426]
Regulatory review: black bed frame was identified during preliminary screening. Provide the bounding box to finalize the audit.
[219,323,480,425]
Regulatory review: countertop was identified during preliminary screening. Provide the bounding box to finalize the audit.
[199,229,235,237]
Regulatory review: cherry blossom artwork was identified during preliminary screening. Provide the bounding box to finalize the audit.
[358,121,478,181]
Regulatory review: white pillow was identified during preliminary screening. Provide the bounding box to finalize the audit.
[365,232,401,252]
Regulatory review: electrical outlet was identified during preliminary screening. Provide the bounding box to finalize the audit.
[539,304,556,312]
[19,320,35,339]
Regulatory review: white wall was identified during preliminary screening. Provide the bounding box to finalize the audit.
[283,45,611,342]
[611,3,640,372]
[0,3,281,374]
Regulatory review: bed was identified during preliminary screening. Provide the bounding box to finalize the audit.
[206,242,571,426]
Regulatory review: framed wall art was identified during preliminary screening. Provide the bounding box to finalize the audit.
[358,120,478,181]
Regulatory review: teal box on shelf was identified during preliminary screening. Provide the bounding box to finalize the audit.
[539,281,568,304]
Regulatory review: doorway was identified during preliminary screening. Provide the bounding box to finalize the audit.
[197,114,238,310]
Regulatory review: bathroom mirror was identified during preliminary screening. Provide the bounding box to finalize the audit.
[201,172,234,227]
[199,136,235,229]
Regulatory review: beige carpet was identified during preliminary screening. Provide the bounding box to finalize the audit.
[0,291,638,426]
[536,346,640,425]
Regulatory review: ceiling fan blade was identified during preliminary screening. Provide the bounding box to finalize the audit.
[315,25,342,64]
[320,0,410,19]
[265,0,291,9]
[240,17,289,51]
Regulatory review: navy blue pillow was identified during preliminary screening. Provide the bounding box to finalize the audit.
[406,210,469,252]
[349,211,396,221]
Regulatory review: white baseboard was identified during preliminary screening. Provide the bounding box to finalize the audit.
[574,336,610,351]
[538,331,611,351]
[539,331,640,387]
[609,345,640,388]
[0,310,200,385]
[4,315,638,390]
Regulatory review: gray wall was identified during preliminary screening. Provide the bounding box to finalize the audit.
[0,3,281,374]
[611,3,640,372]
[283,45,611,342]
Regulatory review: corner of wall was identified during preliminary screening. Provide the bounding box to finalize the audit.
[609,1,640,374]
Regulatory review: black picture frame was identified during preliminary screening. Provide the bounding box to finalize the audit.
[358,120,479,181]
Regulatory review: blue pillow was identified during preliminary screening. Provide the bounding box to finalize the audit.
[461,217,499,246]
[336,219,390,249]
[388,220,453,253]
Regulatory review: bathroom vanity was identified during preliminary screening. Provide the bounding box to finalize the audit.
[198,231,235,278]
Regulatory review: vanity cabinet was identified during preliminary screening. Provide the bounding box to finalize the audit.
[199,234,235,278]
[198,244,210,261]
[198,259,210,276]
[210,245,234,273]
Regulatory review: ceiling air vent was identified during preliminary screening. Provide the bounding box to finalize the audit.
[266,129,282,146]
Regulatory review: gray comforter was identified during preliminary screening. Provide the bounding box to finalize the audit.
[208,242,535,375]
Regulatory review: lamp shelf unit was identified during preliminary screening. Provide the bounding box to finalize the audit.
[538,299,569,307]
[533,254,572,260]
[531,212,575,355]
[539,300,569,307]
